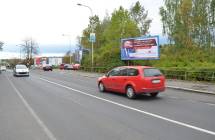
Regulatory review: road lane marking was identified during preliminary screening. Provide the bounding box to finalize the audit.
[6,75,57,140]
[206,103,215,106]
[38,77,215,136]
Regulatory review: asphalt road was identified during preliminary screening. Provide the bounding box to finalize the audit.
[0,69,215,140]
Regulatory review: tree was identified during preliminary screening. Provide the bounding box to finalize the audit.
[210,0,215,47]
[21,38,39,67]
[160,0,214,48]
[211,0,215,25]
[192,0,211,47]
[62,50,75,64]
[94,6,140,67]
[0,41,3,51]
[176,0,193,48]
[160,0,181,42]
[130,1,152,35]
[104,6,140,47]
[81,15,101,50]
[80,5,144,68]
[80,13,112,63]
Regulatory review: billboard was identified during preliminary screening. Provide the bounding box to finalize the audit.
[121,36,160,60]
[35,57,41,65]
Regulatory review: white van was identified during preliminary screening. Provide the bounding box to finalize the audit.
[0,65,6,71]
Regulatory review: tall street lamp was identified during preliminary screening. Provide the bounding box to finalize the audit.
[16,44,24,61]
[62,34,72,64]
[77,3,95,70]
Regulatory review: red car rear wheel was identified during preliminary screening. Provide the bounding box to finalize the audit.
[126,86,136,99]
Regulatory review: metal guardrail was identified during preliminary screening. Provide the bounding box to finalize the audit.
[80,66,109,73]
[80,66,215,82]
[160,69,215,82]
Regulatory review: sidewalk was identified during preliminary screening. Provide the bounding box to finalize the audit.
[166,79,215,95]
[75,71,215,95]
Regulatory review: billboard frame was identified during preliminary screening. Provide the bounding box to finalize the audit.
[120,35,160,60]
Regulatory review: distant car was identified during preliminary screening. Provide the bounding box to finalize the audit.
[72,64,80,70]
[97,66,165,99]
[43,64,53,71]
[13,64,29,77]
[0,66,6,71]
[59,63,65,70]
[64,64,73,70]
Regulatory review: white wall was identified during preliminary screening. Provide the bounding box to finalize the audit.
[48,57,62,66]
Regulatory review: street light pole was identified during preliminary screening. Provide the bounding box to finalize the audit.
[77,3,94,70]
[20,46,21,61]
[16,44,23,62]
[62,34,72,64]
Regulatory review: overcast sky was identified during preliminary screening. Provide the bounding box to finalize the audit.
[0,0,163,59]
[0,0,164,58]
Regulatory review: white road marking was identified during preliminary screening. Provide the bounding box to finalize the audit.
[168,96,179,99]
[38,77,215,136]
[6,75,57,140]
[206,103,215,106]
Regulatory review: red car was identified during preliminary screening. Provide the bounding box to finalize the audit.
[59,63,65,70]
[98,66,165,99]
[72,64,80,70]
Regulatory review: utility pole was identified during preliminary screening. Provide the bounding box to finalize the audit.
[77,3,95,71]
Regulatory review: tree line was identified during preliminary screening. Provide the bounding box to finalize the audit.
[0,38,39,67]
[79,1,151,68]
[160,0,215,48]
[157,0,215,70]
[0,41,3,51]
[79,0,215,70]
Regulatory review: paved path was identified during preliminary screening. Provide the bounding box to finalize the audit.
[167,79,215,94]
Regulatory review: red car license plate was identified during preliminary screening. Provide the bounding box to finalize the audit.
[152,79,161,84]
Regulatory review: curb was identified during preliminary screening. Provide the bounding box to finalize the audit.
[167,86,215,95]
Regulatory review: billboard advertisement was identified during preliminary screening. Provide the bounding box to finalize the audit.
[35,57,41,65]
[121,36,160,60]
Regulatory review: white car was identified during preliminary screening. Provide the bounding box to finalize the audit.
[0,66,6,71]
[13,64,29,77]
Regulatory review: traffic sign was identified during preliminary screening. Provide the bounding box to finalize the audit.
[90,33,96,43]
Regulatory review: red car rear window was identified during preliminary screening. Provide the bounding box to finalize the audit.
[143,68,162,77]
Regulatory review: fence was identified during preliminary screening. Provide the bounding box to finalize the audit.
[160,69,215,82]
[80,66,215,82]
[80,67,109,73]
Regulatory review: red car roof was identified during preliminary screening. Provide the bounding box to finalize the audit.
[117,66,154,69]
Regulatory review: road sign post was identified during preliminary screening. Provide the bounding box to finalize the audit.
[90,33,96,71]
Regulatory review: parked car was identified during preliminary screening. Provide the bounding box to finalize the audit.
[0,65,6,71]
[64,64,73,70]
[13,64,29,77]
[43,64,53,71]
[97,66,165,99]
[59,63,65,70]
[72,64,80,70]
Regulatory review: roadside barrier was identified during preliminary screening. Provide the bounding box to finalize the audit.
[80,66,109,73]
[160,70,215,82]
[80,66,215,82]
